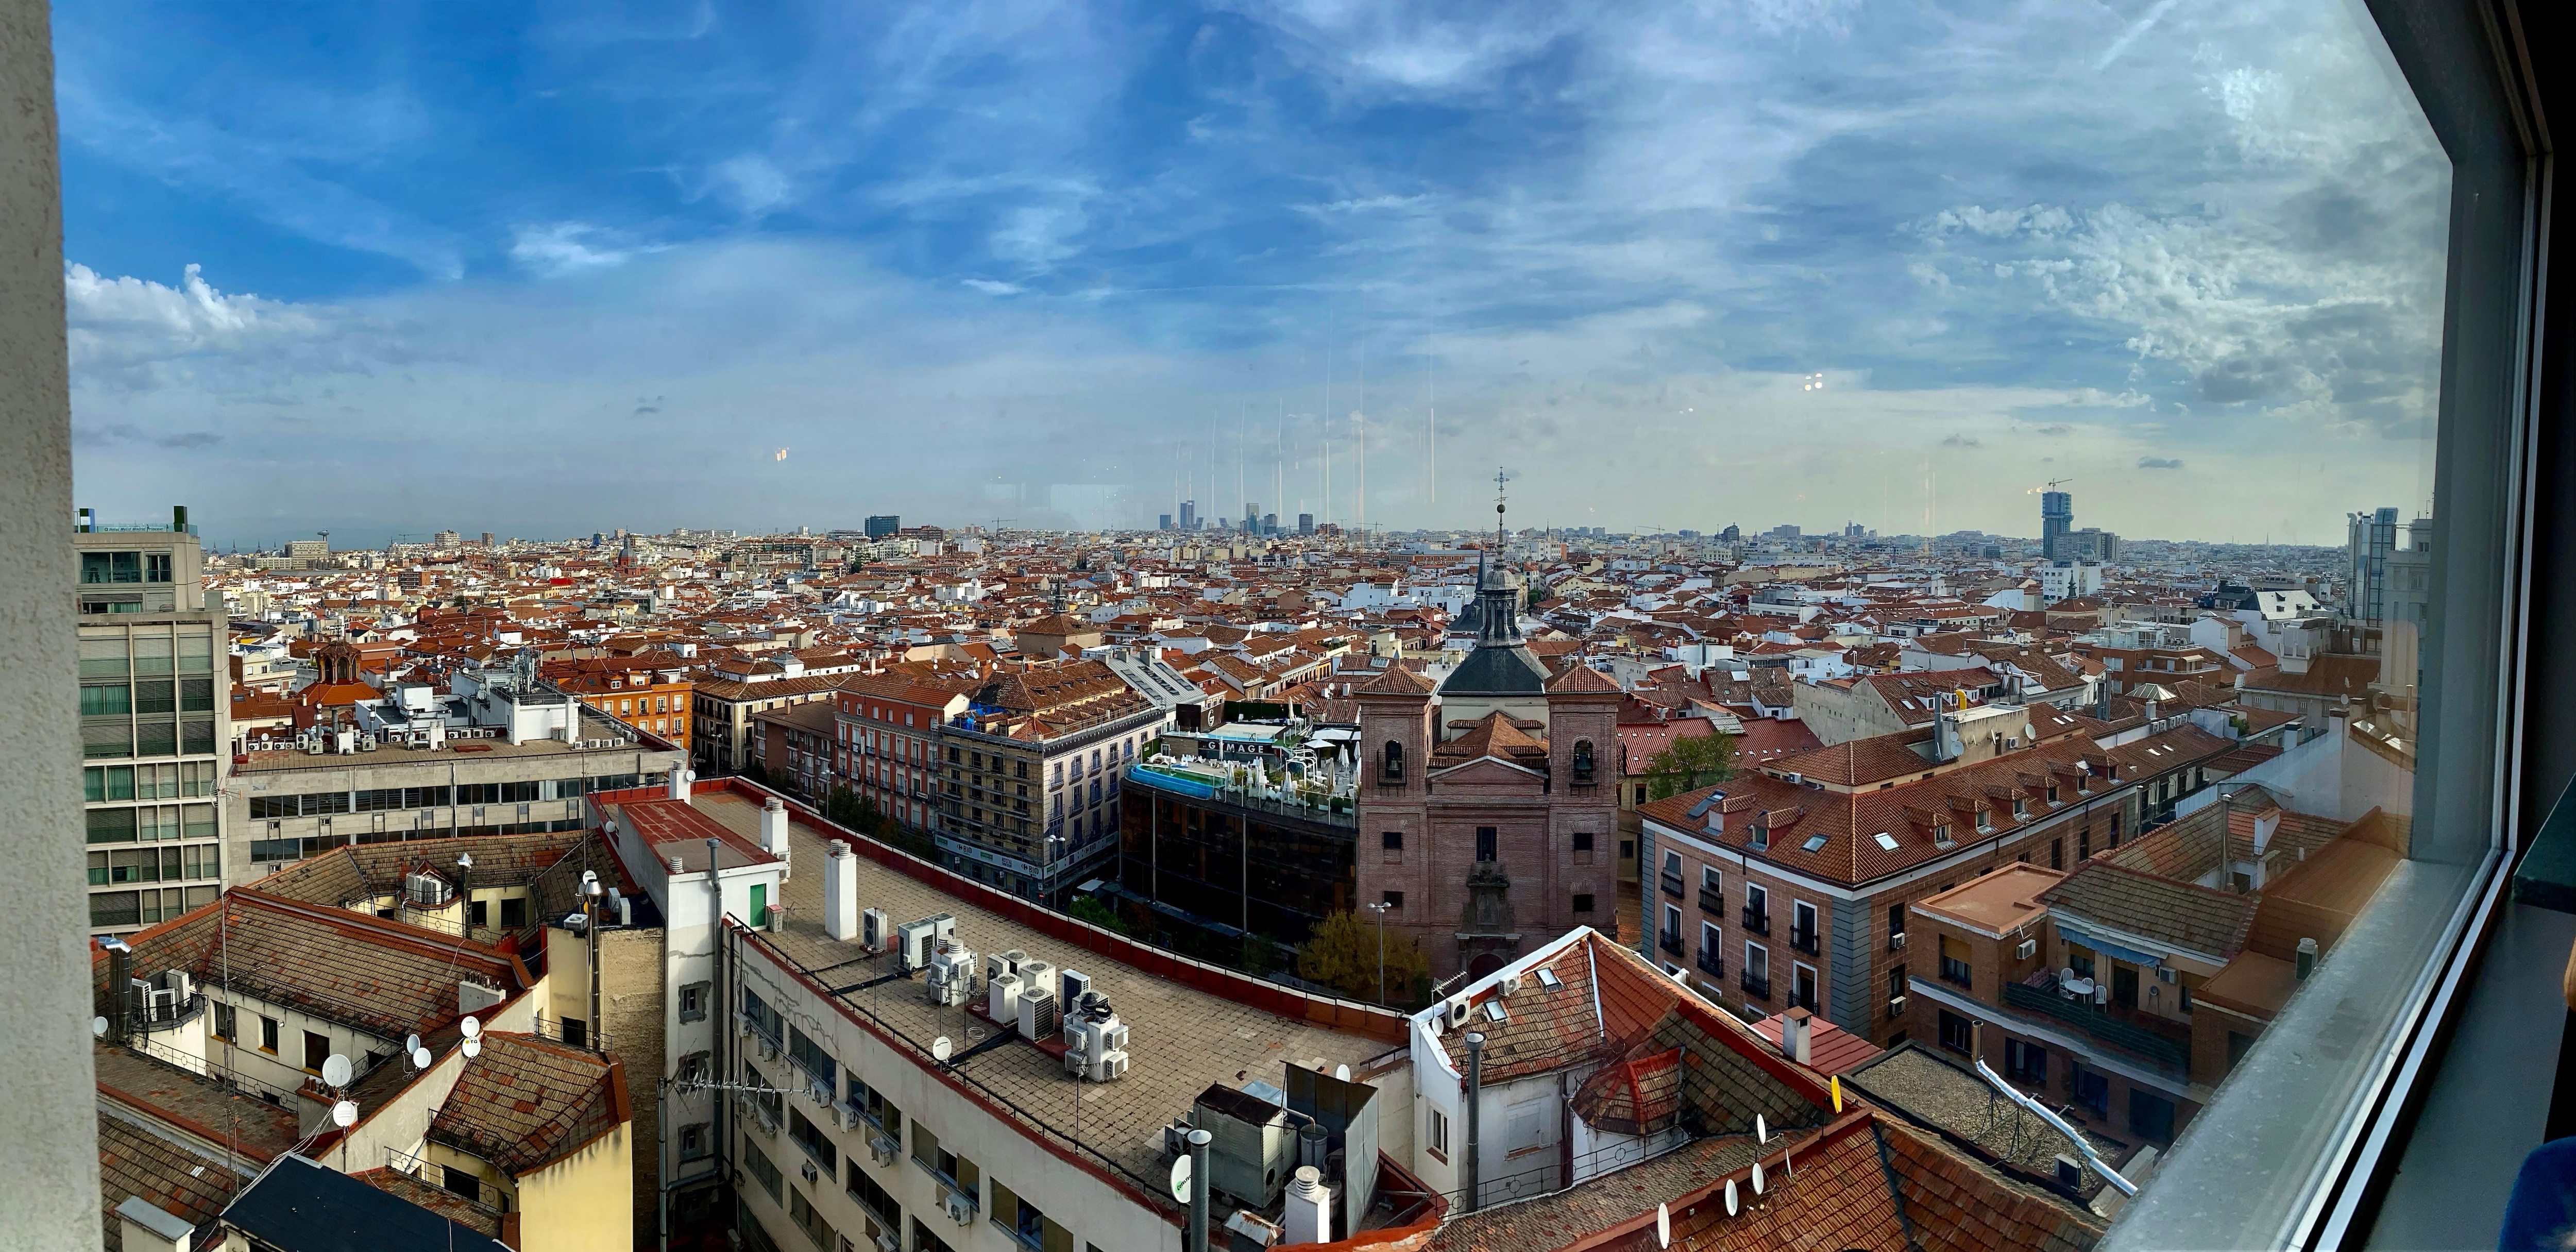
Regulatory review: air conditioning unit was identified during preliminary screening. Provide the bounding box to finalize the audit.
[2016,939,2037,960]
[827,1106,847,1130]
[869,1134,897,1167]
[1498,972,1523,997]
[928,944,979,1007]
[943,1191,975,1225]
[146,988,178,1021]
[1059,968,1092,1007]
[1445,997,1470,1029]
[1888,995,1908,1019]
[1890,932,1908,950]
[861,908,889,952]
[871,1232,900,1252]
[760,1038,780,1063]
[2157,966,2177,985]
[801,1160,820,1185]
[1018,987,1060,1041]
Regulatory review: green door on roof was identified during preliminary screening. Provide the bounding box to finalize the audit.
[749,883,769,928]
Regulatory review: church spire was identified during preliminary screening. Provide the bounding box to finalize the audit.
[1476,468,1520,645]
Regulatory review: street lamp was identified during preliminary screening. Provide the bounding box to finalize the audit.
[1364,901,1394,1006]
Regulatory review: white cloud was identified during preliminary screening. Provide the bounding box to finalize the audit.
[63,262,331,386]
[962,278,1024,295]
[509,223,645,277]
[712,154,794,217]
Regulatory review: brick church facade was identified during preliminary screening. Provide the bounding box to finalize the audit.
[1355,537,1621,982]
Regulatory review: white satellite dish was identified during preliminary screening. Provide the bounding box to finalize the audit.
[462,1038,482,1059]
[1168,1154,1192,1205]
[1335,1064,1350,1081]
[330,1101,359,1128]
[321,1054,353,1088]
[931,1037,953,1062]
[404,1033,420,1052]
[1755,1113,1769,1144]
[412,1046,433,1070]
[461,1015,482,1040]
[1751,1160,1767,1195]
[1724,1177,1739,1216]
[91,1017,107,1038]
[1656,1203,1671,1248]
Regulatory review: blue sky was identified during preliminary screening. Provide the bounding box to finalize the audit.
[58,0,2448,546]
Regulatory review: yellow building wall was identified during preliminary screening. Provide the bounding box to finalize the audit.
[514,1124,635,1252]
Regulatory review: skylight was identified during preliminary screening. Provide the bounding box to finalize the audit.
[1803,833,1829,852]
[1874,832,1901,851]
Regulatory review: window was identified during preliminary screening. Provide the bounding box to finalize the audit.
[1887,902,1905,943]
[1888,964,1906,1001]
[1381,830,1402,851]
[1428,1108,1450,1162]
[212,1002,235,1042]
[789,1109,837,1172]
[258,1016,279,1053]
[1572,893,1594,913]
[744,1140,784,1203]
[680,1122,711,1162]
[1572,831,1593,852]
[1659,904,1682,955]
[1938,1010,1972,1055]
[442,1165,480,1204]
[499,896,527,930]
[680,982,708,1023]
[2006,1039,2047,1086]
[302,1030,330,1073]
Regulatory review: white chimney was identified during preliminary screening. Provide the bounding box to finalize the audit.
[761,797,792,879]
[1284,1165,1333,1245]
[667,767,694,801]
[1781,1007,1814,1065]
[116,1197,194,1252]
[824,842,859,941]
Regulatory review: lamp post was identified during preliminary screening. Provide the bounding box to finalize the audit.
[1365,900,1393,1005]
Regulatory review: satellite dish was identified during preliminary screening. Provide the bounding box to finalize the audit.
[1724,1178,1739,1216]
[1656,1203,1671,1248]
[931,1037,953,1062]
[1169,1154,1193,1205]
[1751,1160,1767,1195]
[461,1015,482,1040]
[321,1054,353,1087]
[1755,1113,1769,1144]
[330,1101,359,1128]
[412,1047,433,1070]
[1335,1064,1350,1081]
[462,1038,482,1059]
[404,1033,421,1052]
[91,1017,108,1038]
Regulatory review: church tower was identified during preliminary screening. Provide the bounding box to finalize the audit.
[1354,473,1621,987]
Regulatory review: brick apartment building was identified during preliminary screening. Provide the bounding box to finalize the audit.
[1636,697,2242,1052]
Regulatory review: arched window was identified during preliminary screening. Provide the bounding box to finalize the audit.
[1571,739,1596,784]
[1382,740,1405,782]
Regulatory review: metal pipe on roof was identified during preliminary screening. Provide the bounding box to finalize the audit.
[1463,1030,1486,1213]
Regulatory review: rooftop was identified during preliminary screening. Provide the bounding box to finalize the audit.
[1916,864,2065,937]
[692,786,1401,1192]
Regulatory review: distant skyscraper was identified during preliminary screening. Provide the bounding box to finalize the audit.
[2040,490,2073,561]
[1262,512,1278,535]
[2347,506,2400,623]
[865,515,901,540]
[1298,513,1314,535]
[1179,500,1197,531]
[1159,514,1174,531]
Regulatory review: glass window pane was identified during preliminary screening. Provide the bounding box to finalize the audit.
[82,720,131,760]
[77,633,127,679]
[129,632,171,675]
[86,808,135,844]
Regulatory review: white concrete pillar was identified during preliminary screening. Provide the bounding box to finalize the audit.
[824,842,859,941]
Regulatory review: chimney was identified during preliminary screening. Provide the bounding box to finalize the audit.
[116,1197,195,1252]
[1284,1165,1334,1245]
[762,798,792,879]
[2296,937,2319,980]
[1780,1007,1814,1065]
[667,767,694,801]
[104,939,131,1045]
[824,843,859,941]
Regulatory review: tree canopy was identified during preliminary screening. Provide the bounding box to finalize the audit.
[1644,729,1739,801]
[1296,909,1430,1007]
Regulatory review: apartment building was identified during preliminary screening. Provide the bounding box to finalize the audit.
[934,662,1168,904]
[602,777,1424,1252]
[2073,624,2228,698]
[694,671,849,776]
[1897,790,2403,1148]
[1791,667,2007,747]
[1636,700,2242,1050]
[76,510,232,937]
[90,856,636,1250]
[552,654,694,754]
[226,658,684,886]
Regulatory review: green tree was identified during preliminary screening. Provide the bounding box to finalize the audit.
[1645,729,1739,801]
[1069,894,1129,936]
[1296,910,1430,1007]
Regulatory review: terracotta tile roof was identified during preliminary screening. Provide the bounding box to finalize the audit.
[1432,710,1552,770]
[1355,662,1438,695]
[1427,1133,1766,1252]
[1547,662,1623,695]
[1570,1047,1689,1136]
[2040,861,2258,960]
[350,1167,506,1238]
[94,1042,301,1164]
[97,1109,247,1252]
[1749,1013,1885,1076]
[427,1033,629,1177]
[103,891,529,1041]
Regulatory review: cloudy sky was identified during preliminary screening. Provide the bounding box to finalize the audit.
[58,0,2448,546]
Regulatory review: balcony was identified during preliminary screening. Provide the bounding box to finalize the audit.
[1741,909,1770,936]
[2001,981,2191,1073]
[1698,888,1725,916]
[1696,949,1724,978]
[1660,872,1685,899]
[1739,970,1772,1001]
[1658,930,1684,957]
[1789,927,1819,956]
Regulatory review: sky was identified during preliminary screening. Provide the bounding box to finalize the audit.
[56,0,2450,548]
